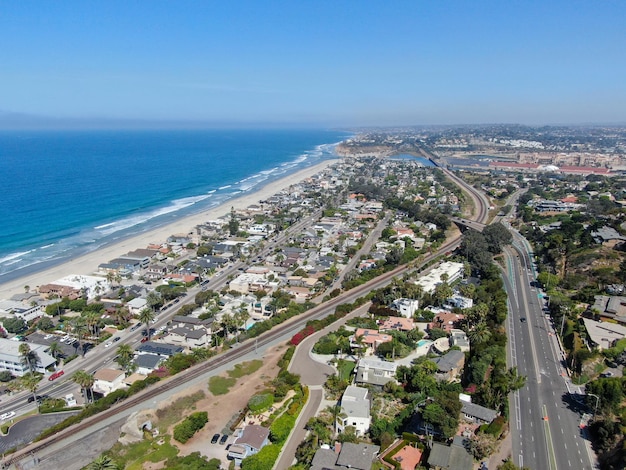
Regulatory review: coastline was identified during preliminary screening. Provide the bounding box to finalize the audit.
[0,159,339,299]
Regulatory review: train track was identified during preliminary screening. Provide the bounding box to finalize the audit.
[3,169,489,467]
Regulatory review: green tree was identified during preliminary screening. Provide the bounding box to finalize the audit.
[86,455,119,470]
[138,308,156,339]
[115,344,135,374]
[20,372,41,409]
[36,317,55,332]
[228,207,239,235]
[482,223,512,254]
[47,341,62,362]
[72,370,95,403]
[3,317,26,334]
[19,343,37,374]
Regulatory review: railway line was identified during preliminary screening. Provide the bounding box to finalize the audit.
[3,166,489,468]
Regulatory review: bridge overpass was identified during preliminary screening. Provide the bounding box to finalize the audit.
[450,216,486,232]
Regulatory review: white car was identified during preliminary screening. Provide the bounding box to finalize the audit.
[104,341,113,348]
[44,334,53,340]
[0,411,15,420]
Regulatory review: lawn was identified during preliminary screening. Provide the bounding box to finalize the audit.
[106,436,179,469]
[209,376,237,395]
[337,359,356,381]
[227,359,263,378]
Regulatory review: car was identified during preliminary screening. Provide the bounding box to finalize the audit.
[43,334,53,340]
[520,317,527,323]
[601,371,614,378]
[27,394,49,404]
[0,411,16,420]
[48,370,64,381]
[112,337,121,343]
[104,341,113,348]
[219,434,229,445]
[141,337,149,343]
[211,433,220,444]
[130,322,143,331]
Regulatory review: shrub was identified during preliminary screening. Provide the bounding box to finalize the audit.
[249,393,275,413]
[173,411,208,443]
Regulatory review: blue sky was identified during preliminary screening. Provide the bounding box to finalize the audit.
[1,1,624,127]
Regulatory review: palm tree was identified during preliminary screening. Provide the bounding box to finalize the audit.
[138,308,155,340]
[47,341,62,363]
[86,455,118,470]
[72,318,89,356]
[85,311,101,339]
[146,291,162,312]
[72,370,95,404]
[20,372,41,409]
[468,321,492,345]
[18,343,37,374]
[115,344,135,374]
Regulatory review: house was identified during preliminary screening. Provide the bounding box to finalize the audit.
[126,297,148,315]
[446,295,474,310]
[414,262,464,294]
[354,357,397,389]
[227,424,270,465]
[427,436,473,470]
[449,329,470,352]
[591,227,626,246]
[429,312,465,333]
[134,353,164,375]
[337,385,371,436]
[350,328,393,353]
[391,298,420,318]
[167,326,209,348]
[137,341,184,357]
[93,368,126,396]
[382,443,423,470]
[460,401,498,425]
[430,350,465,382]
[379,316,416,332]
[0,338,57,377]
[311,442,380,470]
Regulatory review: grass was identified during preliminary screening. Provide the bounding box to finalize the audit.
[209,376,237,395]
[155,390,205,433]
[337,359,356,381]
[227,359,263,378]
[106,435,179,469]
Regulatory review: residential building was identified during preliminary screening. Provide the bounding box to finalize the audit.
[379,316,416,332]
[134,354,164,375]
[136,341,184,357]
[227,424,270,465]
[429,312,465,333]
[427,436,473,470]
[93,368,126,396]
[449,329,470,353]
[311,442,380,470]
[414,262,464,294]
[350,328,393,354]
[430,350,465,382]
[355,357,398,389]
[460,401,498,425]
[337,385,371,436]
[0,338,56,377]
[391,298,420,318]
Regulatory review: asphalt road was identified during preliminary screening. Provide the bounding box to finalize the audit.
[504,236,596,470]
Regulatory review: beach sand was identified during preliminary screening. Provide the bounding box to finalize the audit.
[0,160,339,300]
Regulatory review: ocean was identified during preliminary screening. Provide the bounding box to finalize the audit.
[0,129,348,283]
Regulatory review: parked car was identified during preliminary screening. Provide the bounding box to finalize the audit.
[48,370,64,381]
[211,433,220,444]
[219,434,229,445]
[112,337,121,343]
[130,322,143,331]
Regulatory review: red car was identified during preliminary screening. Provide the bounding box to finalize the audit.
[48,370,64,381]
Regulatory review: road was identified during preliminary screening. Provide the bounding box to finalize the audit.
[504,236,596,470]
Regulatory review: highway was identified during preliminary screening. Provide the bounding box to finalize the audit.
[504,236,596,470]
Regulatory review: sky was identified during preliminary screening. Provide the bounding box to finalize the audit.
[1,0,625,128]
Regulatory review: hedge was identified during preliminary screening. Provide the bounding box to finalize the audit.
[173,411,209,443]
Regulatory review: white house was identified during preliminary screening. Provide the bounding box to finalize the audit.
[355,357,398,389]
[93,368,126,396]
[126,297,148,316]
[227,424,270,465]
[391,298,420,318]
[337,385,371,436]
[414,261,464,294]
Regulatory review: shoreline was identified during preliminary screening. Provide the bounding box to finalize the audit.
[0,159,339,299]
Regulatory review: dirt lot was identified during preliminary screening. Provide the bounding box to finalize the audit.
[159,344,287,464]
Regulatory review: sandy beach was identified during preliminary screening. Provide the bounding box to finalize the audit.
[0,160,339,300]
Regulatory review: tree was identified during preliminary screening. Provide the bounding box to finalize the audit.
[3,317,26,334]
[115,344,135,374]
[71,318,89,356]
[228,207,239,235]
[36,317,55,332]
[73,370,95,404]
[47,341,62,362]
[468,321,492,345]
[19,343,37,374]
[146,290,163,312]
[138,308,156,339]
[86,455,119,470]
[20,372,41,409]
[433,281,453,306]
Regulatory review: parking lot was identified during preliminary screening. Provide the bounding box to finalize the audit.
[27,331,93,358]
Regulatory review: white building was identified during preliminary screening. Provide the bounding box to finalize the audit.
[93,368,126,396]
[391,298,420,318]
[337,385,371,436]
[0,338,56,377]
[414,261,464,294]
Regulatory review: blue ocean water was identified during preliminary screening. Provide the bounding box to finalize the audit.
[0,129,347,282]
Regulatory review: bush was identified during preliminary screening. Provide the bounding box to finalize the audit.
[248,393,274,413]
[173,411,209,443]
